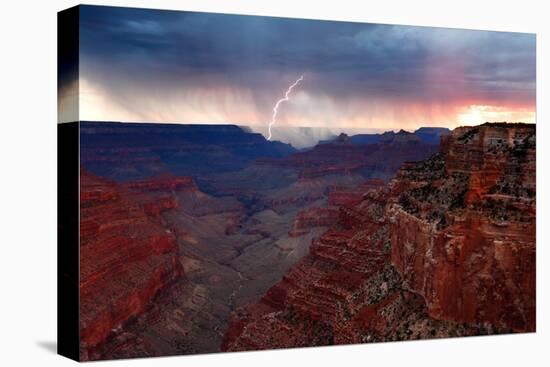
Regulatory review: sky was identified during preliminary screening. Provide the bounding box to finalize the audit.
[59,5,536,142]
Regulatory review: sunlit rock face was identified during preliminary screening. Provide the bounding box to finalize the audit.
[222,123,535,352]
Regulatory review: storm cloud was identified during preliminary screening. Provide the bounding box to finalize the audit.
[61,5,536,135]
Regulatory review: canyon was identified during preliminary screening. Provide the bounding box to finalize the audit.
[223,123,535,351]
[78,122,534,359]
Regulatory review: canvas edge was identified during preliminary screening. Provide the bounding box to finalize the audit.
[57,5,81,362]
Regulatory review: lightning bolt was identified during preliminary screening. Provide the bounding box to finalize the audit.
[267,75,304,141]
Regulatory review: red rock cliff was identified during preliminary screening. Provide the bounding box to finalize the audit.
[79,171,186,360]
[391,123,535,331]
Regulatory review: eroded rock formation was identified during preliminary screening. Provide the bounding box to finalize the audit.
[391,123,535,330]
[223,123,535,351]
[79,171,187,360]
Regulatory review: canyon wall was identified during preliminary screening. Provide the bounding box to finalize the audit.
[79,171,188,360]
[223,123,535,351]
[391,123,535,331]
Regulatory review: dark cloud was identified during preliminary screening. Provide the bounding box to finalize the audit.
[66,5,536,129]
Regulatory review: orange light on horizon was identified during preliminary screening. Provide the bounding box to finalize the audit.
[456,105,536,126]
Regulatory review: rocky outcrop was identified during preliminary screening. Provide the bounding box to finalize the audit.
[391,123,535,331]
[288,207,340,237]
[328,179,385,207]
[79,171,185,360]
[287,180,387,237]
[222,123,535,352]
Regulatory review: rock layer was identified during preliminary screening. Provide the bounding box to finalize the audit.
[79,171,186,360]
[223,123,535,351]
[391,123,535,331]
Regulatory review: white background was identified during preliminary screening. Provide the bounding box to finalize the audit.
[1,0,548,365]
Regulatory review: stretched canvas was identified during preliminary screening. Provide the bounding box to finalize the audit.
[57,5,536,361]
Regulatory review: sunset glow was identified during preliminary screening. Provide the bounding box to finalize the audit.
[456,105,535,126]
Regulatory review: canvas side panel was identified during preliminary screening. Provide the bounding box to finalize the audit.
[57,5,80,362]
[58,6,79,123]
